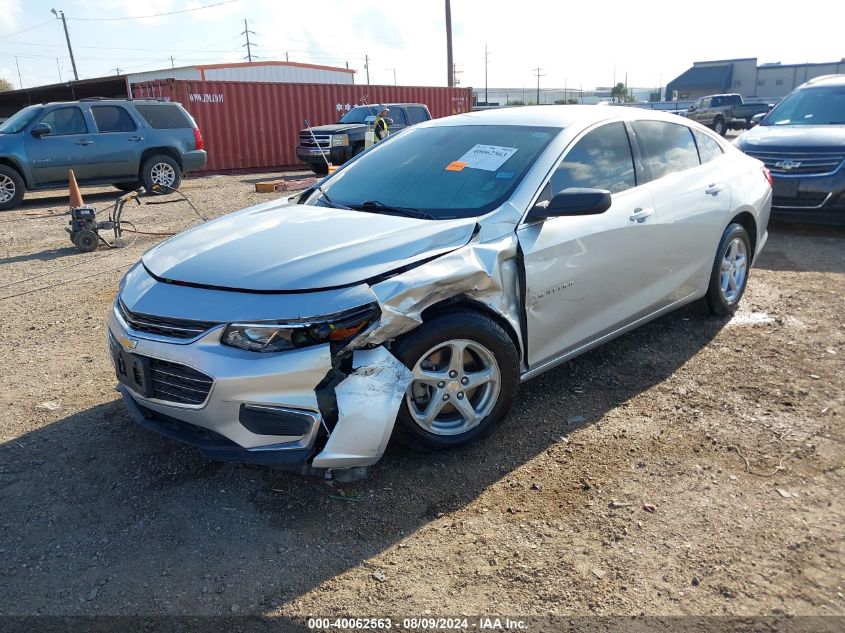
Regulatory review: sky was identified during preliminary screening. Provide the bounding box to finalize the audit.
[0,0,843,92]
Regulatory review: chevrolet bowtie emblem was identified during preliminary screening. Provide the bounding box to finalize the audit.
[774,159,802,170]
[117,332,138,350]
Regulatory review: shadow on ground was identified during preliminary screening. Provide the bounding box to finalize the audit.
[0,304,726,616]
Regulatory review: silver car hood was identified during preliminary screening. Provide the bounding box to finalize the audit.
[142,201,478,291]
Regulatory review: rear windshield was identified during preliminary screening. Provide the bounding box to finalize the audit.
[319,124,559,219]
[134,104,192,129]
[0,105,42,134]
[762,85,845,126]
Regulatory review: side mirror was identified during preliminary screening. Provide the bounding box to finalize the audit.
[529,188,612,220]
[386,118,394,125]
[688,105,696,112]
[31,123,51,138]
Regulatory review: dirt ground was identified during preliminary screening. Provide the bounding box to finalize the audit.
[0,172,842,622]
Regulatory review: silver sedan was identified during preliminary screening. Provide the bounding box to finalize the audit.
[109,106,772,479]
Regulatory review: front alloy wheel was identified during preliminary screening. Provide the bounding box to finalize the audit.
[392,310,519,451]
[720,237,748,304]
[705,222,751,316]
[407,339,501,436]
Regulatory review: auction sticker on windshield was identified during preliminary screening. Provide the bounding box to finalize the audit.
[456,144,518,171]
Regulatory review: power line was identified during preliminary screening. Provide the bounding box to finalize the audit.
[0,19,54,40]
[66,0,237,22]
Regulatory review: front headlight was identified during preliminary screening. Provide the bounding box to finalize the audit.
[220,303,379,353]
[331,134,349,147]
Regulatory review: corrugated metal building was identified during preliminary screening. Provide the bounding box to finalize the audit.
[127,61,355,88]
[132,79,473,172]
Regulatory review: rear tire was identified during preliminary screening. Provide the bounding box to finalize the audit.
[0,165,25,211]
[140,154,181,194]
[391,311,519,452]
[712,117,726,136]
[705,223,751,316]
[73,229,100,253]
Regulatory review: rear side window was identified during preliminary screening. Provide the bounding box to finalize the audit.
[387,108,406,125]
[693,129,724,163]
[633,120,700,180]
[407,107,429,125]
[551,121,636,194]
[134,104,191,129]
[39,107,87,135]
[92,106,136,132]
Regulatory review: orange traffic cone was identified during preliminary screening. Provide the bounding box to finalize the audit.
[68,169,84,208]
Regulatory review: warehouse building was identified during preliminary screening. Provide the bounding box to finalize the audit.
[666,57,845,101]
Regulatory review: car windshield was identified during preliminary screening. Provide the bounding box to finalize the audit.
[317,124,559,219]
[339,106,380,124]
[0,105,42,134]
[762,85,845,126]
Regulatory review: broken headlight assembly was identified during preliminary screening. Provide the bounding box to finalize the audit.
[220,303,380,353]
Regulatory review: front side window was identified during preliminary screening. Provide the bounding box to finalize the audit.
[633,120,700,181]
[386,108,406,125]
[693,129,724,164]
[762,85,845,126]
[550,122,636,194]
[92,106,137,133]
[318,124,558,219]
[39,107,88,136]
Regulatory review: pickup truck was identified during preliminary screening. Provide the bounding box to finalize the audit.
[297,103,431,174]
[0,98,205,210]
[685,94,773,136]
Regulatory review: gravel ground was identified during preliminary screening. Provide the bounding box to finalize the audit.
[0,173,842,620]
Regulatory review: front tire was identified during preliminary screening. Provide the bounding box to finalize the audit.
[391,311,519,451]
[705,223,751,316]
[310,162,329,175]
[113,181,141,192]
[712,117,726,136]
[140,154,181,194]
[0,165,25,211]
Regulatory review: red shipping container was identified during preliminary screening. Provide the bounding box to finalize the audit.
[131,79,473,173]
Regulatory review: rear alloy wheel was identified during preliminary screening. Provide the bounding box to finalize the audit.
[0,165,25,211]
[705,223,751,316]
[141,154,181,194]
[392,311,519,451]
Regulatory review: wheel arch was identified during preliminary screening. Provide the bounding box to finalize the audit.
[418,295,524,364]
[728,210,758,262]
[140,147,183,172]
[0,157,30,188]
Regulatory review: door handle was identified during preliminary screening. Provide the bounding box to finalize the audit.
[629,208,654,223]
[706,183,723,195]
[128,136,144,142]
[75,139,94,146]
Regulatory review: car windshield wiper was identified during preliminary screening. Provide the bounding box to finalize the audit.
[314,185,353,210]
[350,199,437,220]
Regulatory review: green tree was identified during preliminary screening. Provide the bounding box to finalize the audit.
[507,99,525,106]
[567,98,579,104]
[610,82,628,103]
[0,78,14,92]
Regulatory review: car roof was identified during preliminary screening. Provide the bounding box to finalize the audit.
[427,104,691,128]
[35,98,176,107]
[801,74,845,88]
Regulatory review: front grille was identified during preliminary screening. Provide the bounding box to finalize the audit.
[298,132,331,149]
[148,357,213,405]
[118,299,218,340]
[746,151,845,176]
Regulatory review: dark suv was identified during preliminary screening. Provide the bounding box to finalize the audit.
[297,103,431,174]
[734,75,845,224]
[0,98,206,211]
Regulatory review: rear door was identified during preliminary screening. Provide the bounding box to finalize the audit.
[90,105,144,179]
[630,120,732,307]
[406,106,431,126]
[24,105,100,185]
[387,107,408,133]
[518,121,660,369]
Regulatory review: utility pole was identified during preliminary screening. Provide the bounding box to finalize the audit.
[56,58,62,83]
[483,44,489,104]
[364,54,370,85]
[170,55,175,69]
[285,51,289,62]
[452,63,462,86]
[242,19,256,62]
[14,56,22,89]
[51,9,78,81]
[445,0,453,87]
[113,67,121,76]
[386,68,396,85]
[533,67,545,105]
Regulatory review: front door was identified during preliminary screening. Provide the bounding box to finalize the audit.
[24,106,100,185]
[517,121,662,370]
